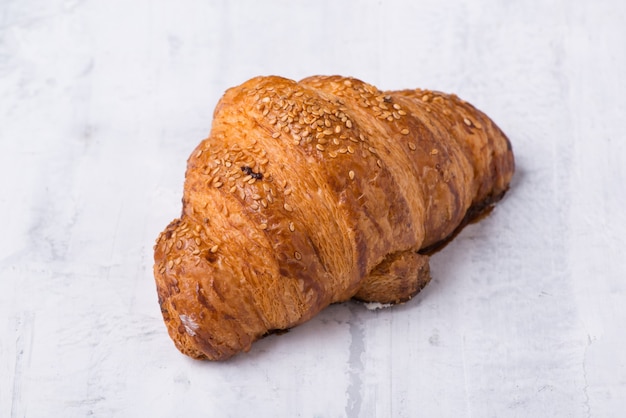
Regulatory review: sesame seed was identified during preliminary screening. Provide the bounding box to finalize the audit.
[283,203,293,212]
[316,144,325,151]
[242,175,252,182]
[329,151,338,158]
[401,129,410,135]
[272,132,280,138]
[284,188,292,196]
[195,238,201,246]
[346,120,353,128]
[294,251,302,260]
[210,245,219,253]
[347,145,355,154]
[368,146,377,154]
[167,260,174,269]
[431,149,439,155]
[463,118,472,126]
[214,181,223,188]
[252,193,262,200]
[393,103,401,110]
[261,199,268,208]
[398,110,407,116]
[176,240,183,250]
[408,143,417,151]
[349,170,355,180]
[259,223,268,230]
[289,222,295,232]
[377,159,383,168]
[195,149,203,157]
[334,125,342,134]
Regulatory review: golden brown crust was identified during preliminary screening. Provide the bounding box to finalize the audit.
[153,75,514,360]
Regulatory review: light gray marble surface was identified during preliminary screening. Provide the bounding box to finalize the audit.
[1,0,625,416]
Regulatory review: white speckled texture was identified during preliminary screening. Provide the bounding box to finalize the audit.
[1,0,625,416]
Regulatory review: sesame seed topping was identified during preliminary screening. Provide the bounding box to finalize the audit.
[377,159,383,168]
[214,181,223,188]
[401,129,410,135]
[272,132,280,139]
[349,170,355,180]
[195,149,203,157]
[393,103,401,110]
[334,125,342,134]
[316,144,325,151]
[210,245,219,253]
[283,203,293,212]
[289,222,295,232]
[195,238,201,246]
[463,118,472,126]
[431,149,439,155]
[398,110,407,116]
[176,240,183,250]
[294,251,302,260]
[329,151,338,158]
[346,120,353,128]
[167,260,174,269]
[408,143,417,151]
[259,223,268,230]
[347,145,355,154]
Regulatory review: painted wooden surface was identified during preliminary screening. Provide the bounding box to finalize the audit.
[1,0,625,416]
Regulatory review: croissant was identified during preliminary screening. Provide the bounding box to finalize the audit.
[153,75,514,360]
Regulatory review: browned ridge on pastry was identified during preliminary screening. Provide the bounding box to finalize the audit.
[153,75,515,360]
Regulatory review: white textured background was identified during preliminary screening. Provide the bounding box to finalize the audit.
[1,0,625,416]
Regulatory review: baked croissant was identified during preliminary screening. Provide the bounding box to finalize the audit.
[154,75,514,360]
